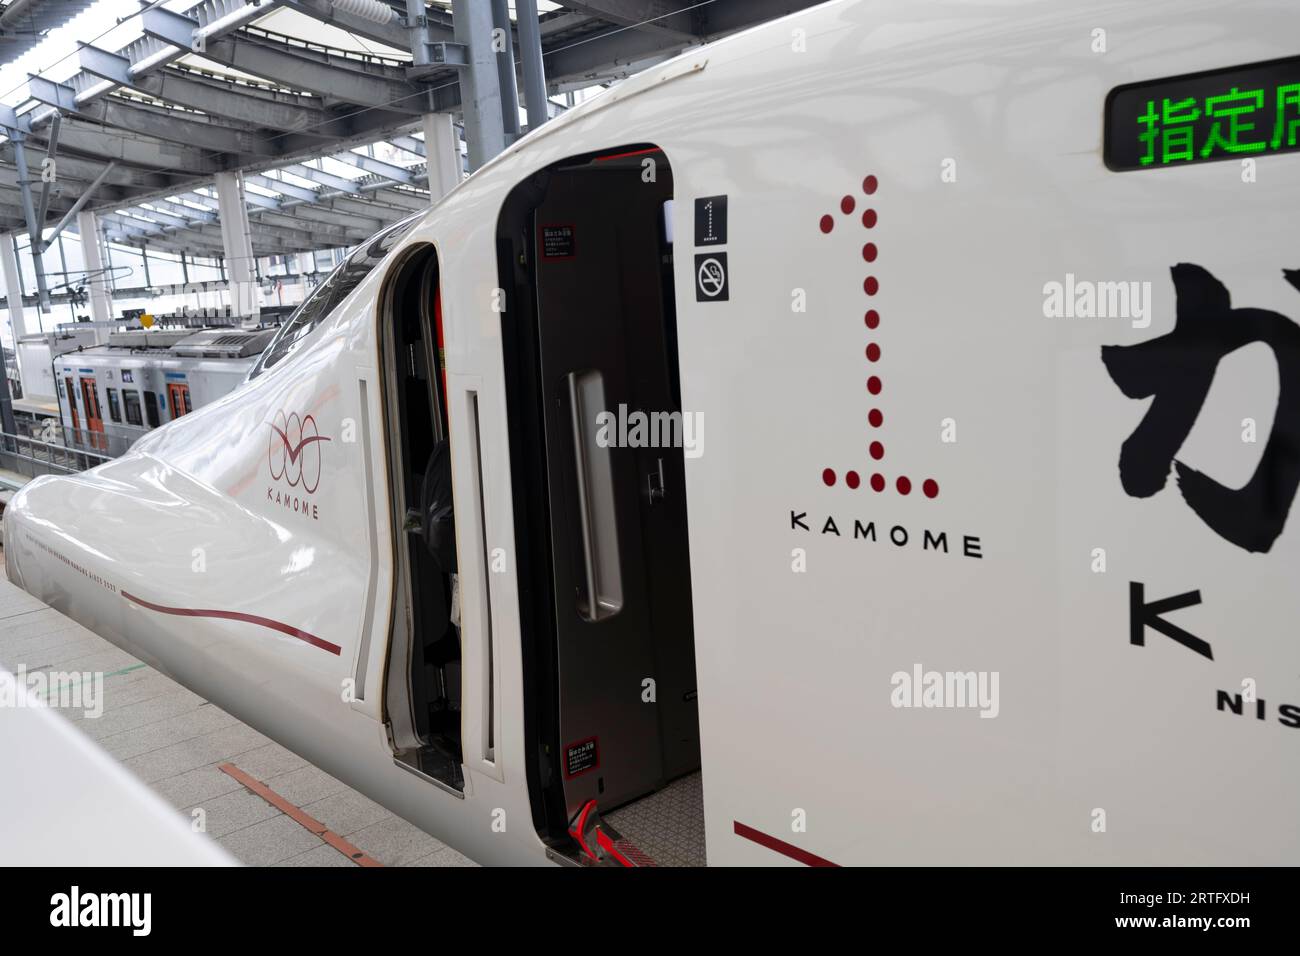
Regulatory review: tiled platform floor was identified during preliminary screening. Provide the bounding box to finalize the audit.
[0,544,476,867]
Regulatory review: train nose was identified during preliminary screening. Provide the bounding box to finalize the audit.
[3,490,28,585]
[2,474,63,588]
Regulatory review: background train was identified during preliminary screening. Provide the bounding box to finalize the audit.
[54,325,279,457]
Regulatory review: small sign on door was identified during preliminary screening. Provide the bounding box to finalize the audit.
[564,737,599,778]
[695,253,728,302]
[694,195,727,245]
[541,223,576,260]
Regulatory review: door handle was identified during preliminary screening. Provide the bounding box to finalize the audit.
[568,373,600,620]
[566,371,624,623]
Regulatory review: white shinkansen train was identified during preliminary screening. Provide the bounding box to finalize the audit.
[5,0,1300,866]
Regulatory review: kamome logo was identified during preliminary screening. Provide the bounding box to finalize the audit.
[267,410,330,494]
[50,886,151,936]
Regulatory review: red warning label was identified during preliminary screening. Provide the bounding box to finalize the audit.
[564,737,599,778]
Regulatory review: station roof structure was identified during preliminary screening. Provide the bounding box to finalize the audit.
[0,0,821,258]
[0,1,99,62]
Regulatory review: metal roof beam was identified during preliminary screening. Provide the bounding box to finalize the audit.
[0,141,176,192]
[99,212,161,237]
[275,0,421,51]
[147,28,427,112]
[557,1,698,40]
[252,210,369,242]
[268,202,383,232]
[326,193,419,218]
[178,191,221,212]
[132,69,338,136]
[241,190,280,210]
[331,149,413,183]
[71,97,278,156]
[245,173,318,203]
[76,42,133,87]
[33,117,227,174]
[363,185,430,210]
[279,163,361,194]
[0,170,127,206]
[130,206,193,229]
[386,134,426,157]
[145,198,219,224]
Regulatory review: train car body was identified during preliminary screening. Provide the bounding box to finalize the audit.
[53,328,275,457]
[6,0,1300,866]
[13,326,112,423]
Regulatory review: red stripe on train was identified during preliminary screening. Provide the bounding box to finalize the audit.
[121,590,342,656]
[734,821,840,867]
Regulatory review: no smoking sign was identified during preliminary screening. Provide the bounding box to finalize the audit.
[694,253,729,302]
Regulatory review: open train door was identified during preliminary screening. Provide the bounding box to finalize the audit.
[500,145,701,858]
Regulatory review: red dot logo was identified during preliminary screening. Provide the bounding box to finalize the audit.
[816,174,942,501]
[267,410,331,494]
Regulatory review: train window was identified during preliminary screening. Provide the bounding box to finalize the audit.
[247,212,423,380]
[106,388,121,424]
[143,391,160,428]
[123,390,142,426]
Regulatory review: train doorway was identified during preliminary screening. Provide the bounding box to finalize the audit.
[378,243,464,794]
[79,378,106,452]
[64,376,80,435]
[168,383,192,419]
[499,144,702,864]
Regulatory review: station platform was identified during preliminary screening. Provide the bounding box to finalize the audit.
[0,545,476,867]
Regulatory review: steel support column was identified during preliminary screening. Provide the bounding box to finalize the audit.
[490,0,522,140]
[423,112,461,201]
[76,211,113,324]
[452,0,505,170]
[515,0,550,132]
[0,232,22,435]
[10,139,50,310]
[213,170,260,324]
[1,234,30,339]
